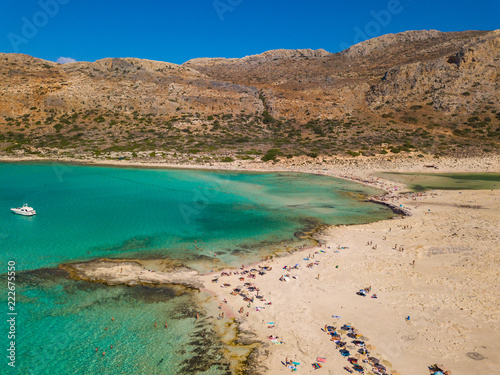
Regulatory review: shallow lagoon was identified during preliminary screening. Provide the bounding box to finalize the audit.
[374,172,500,191]
[1,163,394,374]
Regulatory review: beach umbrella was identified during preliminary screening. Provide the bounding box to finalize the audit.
[359,347,369,355]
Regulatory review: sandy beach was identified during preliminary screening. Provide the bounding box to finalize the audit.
[27,154,498,374]
[198,187,499,375]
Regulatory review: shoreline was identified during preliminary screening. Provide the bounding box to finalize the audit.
[10,155,500,374]
[1,152,499,178]
[61,187,499,374]
[198,188,499,375]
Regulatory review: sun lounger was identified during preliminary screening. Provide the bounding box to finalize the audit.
[353,364,364,372]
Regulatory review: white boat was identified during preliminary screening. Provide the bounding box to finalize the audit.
[11,203,36,216]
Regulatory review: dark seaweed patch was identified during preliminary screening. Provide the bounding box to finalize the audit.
[176,318,232,374]
[124,284,185,302]
[93,235,153,253]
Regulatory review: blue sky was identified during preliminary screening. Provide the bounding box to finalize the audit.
[0,0,498,64]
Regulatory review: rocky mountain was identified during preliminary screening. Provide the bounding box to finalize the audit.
[0,29,498,160]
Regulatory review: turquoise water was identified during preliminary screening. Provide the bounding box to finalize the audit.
[0,163,393,374]
[1,164,392,272]
[9,269,230,375]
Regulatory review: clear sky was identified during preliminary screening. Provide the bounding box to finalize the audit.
[0,0,498,64]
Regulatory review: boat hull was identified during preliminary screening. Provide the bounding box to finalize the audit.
[11,208,36,216]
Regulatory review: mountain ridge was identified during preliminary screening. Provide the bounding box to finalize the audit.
[0,29,498,161]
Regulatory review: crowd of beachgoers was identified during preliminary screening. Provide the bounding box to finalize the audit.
[199,186,499,374]
[204,243,410,374]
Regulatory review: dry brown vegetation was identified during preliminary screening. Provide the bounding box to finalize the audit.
[0,30,498,162]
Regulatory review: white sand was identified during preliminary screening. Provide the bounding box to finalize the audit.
[30,153,498,374]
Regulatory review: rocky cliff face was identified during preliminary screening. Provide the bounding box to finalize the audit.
[366,30,500,113]
[0,55,263,120]
[184,29,498,122]
[0,30,498,159]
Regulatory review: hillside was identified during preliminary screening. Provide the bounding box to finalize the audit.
[0,29,498,162]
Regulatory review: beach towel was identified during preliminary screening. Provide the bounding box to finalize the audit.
[292,362,300,366]
[316,357,326,363]
[332,315,341,318]
[312,363,322,369]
